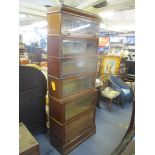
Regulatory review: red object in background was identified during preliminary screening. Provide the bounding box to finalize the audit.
[99,37,109,47]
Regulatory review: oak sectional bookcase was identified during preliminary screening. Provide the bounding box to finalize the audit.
[47,5,101,155]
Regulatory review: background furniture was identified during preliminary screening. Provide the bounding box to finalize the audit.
[95,79,110,109]
[101,87,120,111]
[125,60,135,75]
[95,79,103,108]
[123,60,135,82]
[19,66,47,134]
[109,76,133,107]
[19,122,40,155]
[47,5,100,155]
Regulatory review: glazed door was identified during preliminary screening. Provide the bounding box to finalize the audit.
[62,38,98,57]
[61,57,97,77]
[61,14,99,37]
[62,75,95,98]
[65,92,96,120]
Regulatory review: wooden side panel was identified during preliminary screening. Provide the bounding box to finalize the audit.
[49,118,65,144]
[48,76,61,99]
[48,36,60,57]
[48,57,60,77]
[47,13,61,35]
[49,96,65,123]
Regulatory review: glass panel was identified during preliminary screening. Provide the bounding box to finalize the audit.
[62,40,97,57]
[65,95,94,120]
[62,17,98,36]
[62,76,94,97]
[62,58,97,76]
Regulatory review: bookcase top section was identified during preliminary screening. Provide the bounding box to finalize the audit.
[47,4,101,21]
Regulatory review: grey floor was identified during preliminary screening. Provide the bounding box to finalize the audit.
[35,102,132,155]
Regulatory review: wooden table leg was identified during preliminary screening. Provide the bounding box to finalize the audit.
[108,99,112,112]
[96,88,102,109]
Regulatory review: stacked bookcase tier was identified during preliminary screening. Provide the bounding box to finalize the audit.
[49,109,95,144]
[49,89,97,123]
[49,110,96,155]
[48,73,96,99]
[47,9,100,37]
[48,56,98,78]
[48,36,98,57]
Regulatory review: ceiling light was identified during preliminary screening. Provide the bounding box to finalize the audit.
[69,24,90,32]
[19,14,27,18]
[99,11,114,18]
[100,23,107,29]
[32,21,47,28]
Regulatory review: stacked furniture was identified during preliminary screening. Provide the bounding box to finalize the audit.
[109,76,133,107]
[47,5,101,154]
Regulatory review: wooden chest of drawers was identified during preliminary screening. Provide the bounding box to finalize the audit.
[47,4,101,155]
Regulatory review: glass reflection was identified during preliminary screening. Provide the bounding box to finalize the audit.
[65,95,93,120]
[62,58,97,76]
[62,40,96,56]
[62,17,98,36]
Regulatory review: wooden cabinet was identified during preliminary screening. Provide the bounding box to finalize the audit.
[47,4,101,155]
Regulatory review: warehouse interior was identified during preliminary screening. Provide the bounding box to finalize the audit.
[19,0,135,155]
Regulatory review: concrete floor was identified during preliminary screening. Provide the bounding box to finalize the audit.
[35,102,132,155]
